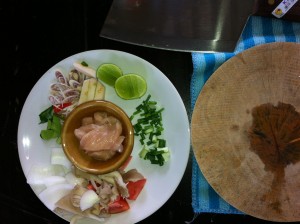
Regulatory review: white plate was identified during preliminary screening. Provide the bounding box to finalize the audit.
[17,50,190,224]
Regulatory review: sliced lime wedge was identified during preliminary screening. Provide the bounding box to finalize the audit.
[115,74,147,100]
[96,63,123,87]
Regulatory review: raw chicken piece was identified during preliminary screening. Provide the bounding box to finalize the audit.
[74,113,125,161]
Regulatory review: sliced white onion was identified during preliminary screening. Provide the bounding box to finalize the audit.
[38,183,73,211]
[43,176,67,187]
[65,172,86,186]
[80,190,100,211]
[51,147,72,171]
[26,164,66,186]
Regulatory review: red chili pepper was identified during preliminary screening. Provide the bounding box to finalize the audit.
[53,102,72,113]
[87,183,96,191]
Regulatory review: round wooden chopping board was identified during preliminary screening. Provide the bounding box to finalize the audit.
[191,42,300,222]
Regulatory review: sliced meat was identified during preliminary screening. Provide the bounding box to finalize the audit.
[74,112,125,161]
[79,123,123,152]
[74,124,104,140]
[81,117,94,126]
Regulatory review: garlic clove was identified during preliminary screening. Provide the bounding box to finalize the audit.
[80,190,100,211]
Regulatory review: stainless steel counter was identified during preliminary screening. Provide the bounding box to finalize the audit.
[100,0,256,52]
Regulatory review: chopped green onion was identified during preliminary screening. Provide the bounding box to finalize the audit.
[131,94,170,166]
[139,146,149,159]
[162,151,170,162]
[157,147,169,152]
[157,139,166,147]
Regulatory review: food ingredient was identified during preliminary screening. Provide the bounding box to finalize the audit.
[96,63,123,87]
[26,164,67,186]
[126,178,147,200]
[77,78,105,105]
[49,62,106,117]
[39,183,74,211]
[27,146,146,222]
[40,61,106,144]
[51,147,72,170]
[115,73,147,100]
[80,190,100,211]
[73,61,96,78]
[53,102,72,114]
[39,106,62,144]
[74,112,125,161]
[107,196,130,214]
[130,94,170,166]
[48,69,84,117]
[36,60,148,222]
[96,63,147,100]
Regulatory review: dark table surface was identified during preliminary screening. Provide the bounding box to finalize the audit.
[1,1,297,224]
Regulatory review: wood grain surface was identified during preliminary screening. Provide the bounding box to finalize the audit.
[191,42,300,222]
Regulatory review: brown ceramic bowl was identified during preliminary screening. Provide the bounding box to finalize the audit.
[61,100,134,174]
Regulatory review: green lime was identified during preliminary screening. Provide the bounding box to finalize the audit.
[96,63,123,86]
[115,74,147,100]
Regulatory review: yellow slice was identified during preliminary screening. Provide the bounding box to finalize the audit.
[78,79,90,104]
[87,78,97,101]
[94,80,105,100]
[78,78,106,104]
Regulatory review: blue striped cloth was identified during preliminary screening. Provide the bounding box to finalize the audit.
[191,15,300,215]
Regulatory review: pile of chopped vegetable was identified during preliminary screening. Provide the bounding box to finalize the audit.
[27,150,147,223]
[130,94,170,166]
[39,61,105,144]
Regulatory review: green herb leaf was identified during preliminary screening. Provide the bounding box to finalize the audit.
[40,129,57,140]
[50,115,62,134]
[81,61,88,67]
[39,106,54,124]
[39,106,62,144]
